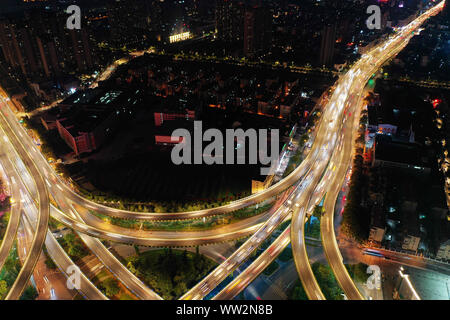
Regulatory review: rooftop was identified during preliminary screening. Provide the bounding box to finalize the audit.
[375,135,428,169]
[58,105,117,136]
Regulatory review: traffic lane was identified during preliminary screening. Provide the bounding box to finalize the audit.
[48,167,163,300]
[317,24,423,300]
[318,9,446,299]
[320,87,364,300]
[0,153,22,271]
[51,204,263,246]
[0,107,50,300]
[213,225,291,300]
[290,103,346,300]
[0,146,107,300]
[0,96,313,221]
[184,144,332,300]
[182,182,309,299]
[363,248,450,276]
[68,199,276,240]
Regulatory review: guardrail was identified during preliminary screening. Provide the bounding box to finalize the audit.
[372,246,450,265]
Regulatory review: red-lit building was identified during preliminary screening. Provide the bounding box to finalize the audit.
[56,105,120,155]
[154,120,193,147]
[154,135,185,145]
[154,110,195,126]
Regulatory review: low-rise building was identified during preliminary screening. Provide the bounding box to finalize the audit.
[56,105,120,155]
[369,194,386,244]
[402,235,421,252]
[40,113,58,130]
[436,239,450,261]
[154,120,193,147]
[154,110,195,127]
[369,226,386,244]
[372,135,430,174]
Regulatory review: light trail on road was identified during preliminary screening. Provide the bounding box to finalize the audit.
[0,0,444,301]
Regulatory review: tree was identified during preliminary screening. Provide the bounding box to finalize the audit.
[346,263,369,283]
[102,278,120,297]
[173,281,187,297]
[127,261,137,275]
[62,233,87,260]
[312,205,323,217]
[0,280,7,299]
[359,114,368,125]
[356,134,365,144]
[312,262,343,300]
[44,257,57,269]
[55,163,69,178]
[182,250,188,264]
[133,245,140,256]
[289,280,308,300]
[20,285,38,300]
[299,134,309,148]
[43,246,57,269]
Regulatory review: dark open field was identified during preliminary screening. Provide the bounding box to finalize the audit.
[79,151,261,203]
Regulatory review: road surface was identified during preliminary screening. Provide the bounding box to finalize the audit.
[0,106,50,300]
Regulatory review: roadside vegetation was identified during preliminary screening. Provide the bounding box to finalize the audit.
[47,218,89,265]
[20,285,38,300]
[92,269,138,300]
[90,201,275,232]
[288,279,308,300]
[48,217,65,230]
[278,246,293,262]
[125,248,217,300]
[0,244,37,300]
[341,114,370,243]
[75,179,253,214]
[0,178,10,245]
[56,232,89,262]
[305,205,323,239]
[345,263,370,283]
[311,262,344,300]
[283,133,309,177]
[42,246,57,270]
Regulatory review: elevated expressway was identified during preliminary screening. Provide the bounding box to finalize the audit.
[206,1,447,300]
[0,122,107,300]
[318,1,446,300]
[0,109,161,300]
[0,81,324,222]
[292,1,446,300]
[0,106,50,300]
[0,83,296,299]
[0,154,22,272]
[0,0,444,300]
[181,67,344,299]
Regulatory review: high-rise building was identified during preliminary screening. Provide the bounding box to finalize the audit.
[108,0,156,48]
[0,8,97,79]
[319,24,336,67]
[69,29,93,72]
[243,6,272,57]
[0,22,26,74]
[216,0,245,43]
[19,27,38,74]
[216,1,272,57]
[36,36,51,77]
